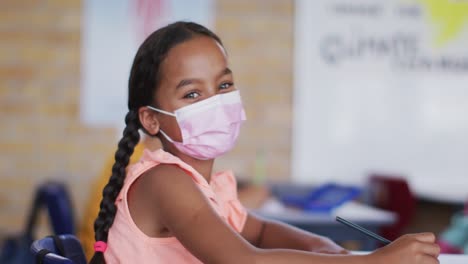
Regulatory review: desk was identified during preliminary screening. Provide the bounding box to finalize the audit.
[355,251,468,264]
[437,254,468,263]
[253,198,396,250]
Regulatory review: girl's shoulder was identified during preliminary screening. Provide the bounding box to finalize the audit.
[133,154,217,218]
[127,148,208,186]
[126,148,213,196]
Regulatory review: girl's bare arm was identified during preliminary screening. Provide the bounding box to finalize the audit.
[241,213,348,254]
[144,164,439,264]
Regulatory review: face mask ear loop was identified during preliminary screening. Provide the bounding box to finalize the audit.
[146,105,176,117]
[158,129,176,143]
[146,106,178,143]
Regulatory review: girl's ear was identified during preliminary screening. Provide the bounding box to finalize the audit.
[138,106,160,135]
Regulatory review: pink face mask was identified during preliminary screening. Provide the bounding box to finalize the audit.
[147,90,246,160]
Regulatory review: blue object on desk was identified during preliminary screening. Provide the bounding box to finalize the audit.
[279,183,362,213]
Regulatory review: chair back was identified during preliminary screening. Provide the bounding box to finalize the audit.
[27,181,75,236]
[368,174,416,241]
[30,234,87,264]
[0,181,76,264]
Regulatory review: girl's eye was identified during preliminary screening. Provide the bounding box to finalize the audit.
[219,82,233,90]
[183,91,200,99]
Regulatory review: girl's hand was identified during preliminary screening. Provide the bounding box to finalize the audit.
[369,233,440,264]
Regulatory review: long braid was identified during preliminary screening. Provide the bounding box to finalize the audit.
[89,110,140,264]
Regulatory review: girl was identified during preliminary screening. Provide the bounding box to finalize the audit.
[90,21,440,264]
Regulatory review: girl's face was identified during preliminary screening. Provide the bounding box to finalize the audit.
[154,36,236,145]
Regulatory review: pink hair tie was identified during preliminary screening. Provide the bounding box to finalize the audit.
[94,241,108,253]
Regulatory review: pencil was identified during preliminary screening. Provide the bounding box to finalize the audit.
[336,216,392,245]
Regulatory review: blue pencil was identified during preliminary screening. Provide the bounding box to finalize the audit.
[336,216,392,245]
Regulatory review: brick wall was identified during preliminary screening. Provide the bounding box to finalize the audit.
[0,0,117,233]
[0,0,294,233]
[214,0,294,183]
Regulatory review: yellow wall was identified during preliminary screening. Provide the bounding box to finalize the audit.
[0,0,294,232]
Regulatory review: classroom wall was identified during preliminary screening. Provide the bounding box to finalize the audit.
[0,0,294,232]
[214,0,294,182]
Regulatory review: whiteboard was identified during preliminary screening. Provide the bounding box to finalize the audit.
[292,0,468,201]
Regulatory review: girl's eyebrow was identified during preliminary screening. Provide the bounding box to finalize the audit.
[175,68,232,89]
[176,79,198,89]
[218,67,232,79]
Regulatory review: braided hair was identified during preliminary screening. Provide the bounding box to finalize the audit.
[89,21,223,264]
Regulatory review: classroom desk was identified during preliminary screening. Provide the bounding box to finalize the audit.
[436,254,468,263]
[252,198,396,251]
[354,251,468,263]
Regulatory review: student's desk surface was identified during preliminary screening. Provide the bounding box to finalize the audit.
[252,198,396,250]
[436,254,468,263]
[355,252,468,263]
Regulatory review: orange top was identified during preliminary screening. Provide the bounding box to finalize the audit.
[105,149,248,263]
[79,142,147,259]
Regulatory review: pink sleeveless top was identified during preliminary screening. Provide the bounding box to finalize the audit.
[105,149,247,263]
